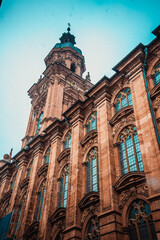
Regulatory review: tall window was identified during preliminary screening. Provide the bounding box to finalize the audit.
[86,147,99,193]
[153,63,160,86]
[115,88,133,113]
[13,193,26,237]
[44,148,50,164]
[87,112,97,133]
[64,131,71,149]
[11,173,17,190]
[128,200,157,240]
[118,126,144,175]
[34,180,46,222]
[58,165,69,208]
[85,216,100,240]
[36,112,43,133]
[27,160,33,178]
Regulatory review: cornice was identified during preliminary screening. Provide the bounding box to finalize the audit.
[79,192,100,211]
[109,106,134,126]
[80,130,98,147]
[20,177,29,189]
[37,163,48,177]
[114,171,146,192]
[57,148,70,163]
[150,82,160,99]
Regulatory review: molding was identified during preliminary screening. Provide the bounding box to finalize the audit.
[114,171,146,192]
[79,192,100,211]
[37,163,48,177]
[20,177,29,189]
[110,106,134,126]
[57,148,70,163]
[80,130,98,147]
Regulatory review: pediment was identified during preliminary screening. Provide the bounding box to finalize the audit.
[37,163,48,177]
[57,148,70,163]
[150,82,160,99]
[80,130,98,147]
[114,171,145,192]
[79,192,99,211]
[50,207,66,224]
[110,106,134,126]
[24,221,39,239]
[20,177,29,189]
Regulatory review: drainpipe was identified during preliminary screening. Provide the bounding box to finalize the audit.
[143,46,160,147]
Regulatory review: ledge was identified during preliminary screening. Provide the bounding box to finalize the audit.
[80,130,98,147]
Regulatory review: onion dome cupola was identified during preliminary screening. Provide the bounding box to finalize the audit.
[44,24,86,76]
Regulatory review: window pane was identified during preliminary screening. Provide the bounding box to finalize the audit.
[87,161,91,193]
[68,135,71,148]
[128,92,133,106]
[92,118,95,130]
[87,122,90,133]
[59,177,64,207]
[126,137,137,172]
[115,101,121,113]
[122,95,127,108]
[119,142,128,175]
[154,72,160,85]
[92,184,97,192]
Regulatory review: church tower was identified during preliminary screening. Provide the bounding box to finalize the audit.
[22,26,93,148]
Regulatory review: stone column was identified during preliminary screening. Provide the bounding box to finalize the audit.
[39,133,62,240]
[64,113,84,239]
[96,94,122,239]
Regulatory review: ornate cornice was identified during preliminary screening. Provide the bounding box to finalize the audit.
[23,222,39,239]
[110,106,134,126]
[37,163,48,177]
[57,148,70,163]
[79,192,100,211]
[114,171,146,192]
[80,130,98,147]
[20,177,29,189]
[50,207,66,225]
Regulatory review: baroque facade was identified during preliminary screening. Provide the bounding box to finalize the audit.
[0,25,160,240]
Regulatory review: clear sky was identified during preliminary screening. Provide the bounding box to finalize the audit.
[0,0,160,159]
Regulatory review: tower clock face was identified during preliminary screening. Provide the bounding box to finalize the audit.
[71,81,79,90]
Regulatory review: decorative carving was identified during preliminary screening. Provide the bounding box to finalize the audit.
[81,205,100,225]
[80,130,98,148]
[37,163,48,177]
[112,113,135,137]
[153,95,160,111]
[119,185,149,209]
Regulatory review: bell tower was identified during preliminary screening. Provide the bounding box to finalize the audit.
[21,25,93,148]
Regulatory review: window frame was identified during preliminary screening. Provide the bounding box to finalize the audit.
[36,112,43,134]
[58,165,69,208]
[118,125,143,175]
[86,147,99,193]
[34,180,46,222]
[114,88,133,114]
[87,112,97,133]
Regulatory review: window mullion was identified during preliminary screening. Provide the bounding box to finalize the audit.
[126,93,129,106]
[91,160,92,191]
[124,139,130,173]
[132,135,139,171]
[62,175,65,207]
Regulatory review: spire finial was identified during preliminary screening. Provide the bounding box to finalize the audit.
[67,23,71,32]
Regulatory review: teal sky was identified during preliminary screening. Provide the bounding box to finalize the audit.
[0,0,160,158]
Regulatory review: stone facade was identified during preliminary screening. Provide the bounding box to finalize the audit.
[0,26,160,240]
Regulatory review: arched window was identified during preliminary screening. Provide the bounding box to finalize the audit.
[153,63,160,86]
[36,112,43,133]
[128,199,157,240]
[64,131,71,149]
[58,165,69,208]
[115,88,133,113]
[11,173,17,190]
[44,148,50,164]
[86,147,99,193]
[87,112,97,133]
[34,180,46,222]
[118,126,143,175]
[27,160,33,178]
[85,216,100,240]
